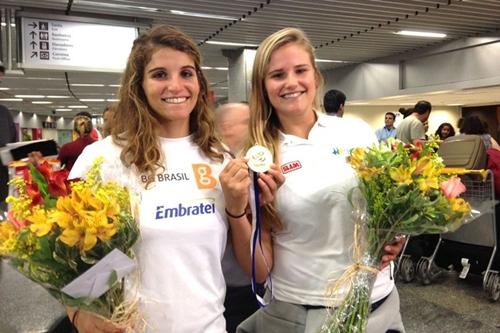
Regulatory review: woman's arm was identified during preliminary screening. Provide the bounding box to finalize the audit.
[219,160,282,282]
[490,137,500,151]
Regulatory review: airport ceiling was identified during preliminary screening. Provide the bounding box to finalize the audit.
[0,0,500,117]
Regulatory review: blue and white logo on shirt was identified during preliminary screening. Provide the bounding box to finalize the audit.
[332,147,354,157]
[155,198,216,220]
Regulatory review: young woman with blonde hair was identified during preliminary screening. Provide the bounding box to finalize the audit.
[58,114,96,171]
[237,27,405,333]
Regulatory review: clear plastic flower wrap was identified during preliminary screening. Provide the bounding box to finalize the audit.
[320,137,482,333]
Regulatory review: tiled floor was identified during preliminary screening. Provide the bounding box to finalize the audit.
[398,271,500,333]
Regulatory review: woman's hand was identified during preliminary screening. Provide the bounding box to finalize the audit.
[380,235,406,268]
[67,308,125,333]
[219,159,252,216]
[27,151,44,165]
[257,163,285,205]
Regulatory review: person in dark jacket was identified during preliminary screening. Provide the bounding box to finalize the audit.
[0,61,17,212]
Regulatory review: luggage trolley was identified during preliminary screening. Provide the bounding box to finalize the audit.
[421,170,499,301]
[396,134,499,301]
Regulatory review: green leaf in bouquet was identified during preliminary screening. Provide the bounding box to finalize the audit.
[28,163,50,200]
[53,240,79,272]
[108,269,119,287]
[44,197,58,210]
[30,235,52,261]
[60,291,96,307]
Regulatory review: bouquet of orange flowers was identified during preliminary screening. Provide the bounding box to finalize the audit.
[321,137,480,333]
[0,158,140,326]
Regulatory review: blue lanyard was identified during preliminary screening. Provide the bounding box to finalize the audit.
[250,171,273,307]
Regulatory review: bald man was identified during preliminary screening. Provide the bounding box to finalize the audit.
[215,102,250,155]
[215,102,258,333]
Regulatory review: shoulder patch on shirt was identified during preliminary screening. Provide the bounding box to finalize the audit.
[281,160,302,174]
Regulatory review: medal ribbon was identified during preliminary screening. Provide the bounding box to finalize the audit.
[249,171,273,307]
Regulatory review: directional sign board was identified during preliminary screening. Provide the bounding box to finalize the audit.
[21,17,138,72]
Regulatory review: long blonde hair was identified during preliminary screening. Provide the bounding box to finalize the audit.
[248,27,324,230]
[112,25,223,187]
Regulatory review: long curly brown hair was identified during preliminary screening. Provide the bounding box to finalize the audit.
[111,25,223,187]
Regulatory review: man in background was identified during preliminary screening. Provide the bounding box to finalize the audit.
[323,89,346,117]
[375,112,397,142]
[396,100,432,144]
[102,104,116,137]
[0,61,17,212]
[215,102,250,156]
[215,102,258,333]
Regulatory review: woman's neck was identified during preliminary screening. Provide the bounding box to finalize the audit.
[279,110,317,139]
[156,120,190,138]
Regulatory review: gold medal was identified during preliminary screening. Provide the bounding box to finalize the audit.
[245,145,273,173]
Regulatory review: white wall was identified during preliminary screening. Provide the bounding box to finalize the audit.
[10,111,74,144]
[324,34,500,100]
[343,105,461,135]
[11,111,74,130]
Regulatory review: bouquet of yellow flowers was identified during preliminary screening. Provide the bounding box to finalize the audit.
[0,158,140,325]
[321,137,480,333]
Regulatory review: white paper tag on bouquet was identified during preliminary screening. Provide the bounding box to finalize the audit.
[61,249,135,299]
[245,145,273,173]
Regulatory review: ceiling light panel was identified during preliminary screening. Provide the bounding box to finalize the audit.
[170,10,238,21]
[395,30,447,38]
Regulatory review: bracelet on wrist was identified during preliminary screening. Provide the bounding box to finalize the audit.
[225,208,246,219]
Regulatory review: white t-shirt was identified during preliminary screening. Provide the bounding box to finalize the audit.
[70,136,228,333]
[273,113,394,305]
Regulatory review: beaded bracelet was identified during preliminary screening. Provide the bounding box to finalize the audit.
[225,208,246,219]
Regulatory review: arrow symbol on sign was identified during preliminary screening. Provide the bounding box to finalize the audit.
[31,51,38,58]
[28,22,38,29]
[30,41,37,49]
[29,31,36,39]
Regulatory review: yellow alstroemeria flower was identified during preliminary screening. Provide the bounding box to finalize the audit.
[54,186,119,252]
[83,188,105,212]
[83,229,97,252]
[349,147,366,170]
[52,191,86,250]
[59,228,81,248]
[81,210,115,251]
[449,197,471,214]
[413,157,431,175]
[27,207,53,237]
[389,165,415,186]
[412,156,441,180]
[416,177,440,192]
[358,167,383,181]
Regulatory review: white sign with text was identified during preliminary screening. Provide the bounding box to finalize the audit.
[21,17,137,72]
